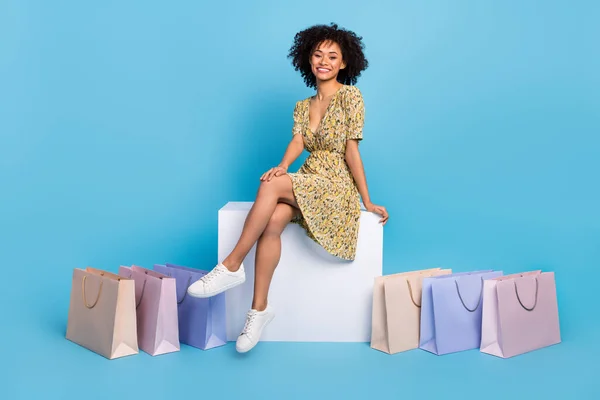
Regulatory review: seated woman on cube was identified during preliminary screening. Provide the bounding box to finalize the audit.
[187,23,388,353]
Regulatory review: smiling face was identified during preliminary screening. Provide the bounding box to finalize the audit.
[310,40,346,84]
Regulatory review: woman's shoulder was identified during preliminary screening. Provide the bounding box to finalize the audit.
[342,84,362,98]
[295,96,311,107]
[292,97,308,112]
[340,84,363,109]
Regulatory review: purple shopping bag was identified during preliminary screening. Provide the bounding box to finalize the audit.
[118,265,180,356]
[153,263,227,350]
[480,271,561,358]
[419,270,503,355]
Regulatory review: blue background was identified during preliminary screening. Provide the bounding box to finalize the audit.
[1,0,599,398]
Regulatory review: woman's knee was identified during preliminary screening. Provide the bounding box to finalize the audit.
[258,175,291,199]
[263,204,294,236]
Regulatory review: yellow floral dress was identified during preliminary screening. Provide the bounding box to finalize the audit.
[288,84,365,261]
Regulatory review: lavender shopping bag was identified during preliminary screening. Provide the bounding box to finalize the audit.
[153,263,227,350]
[480,271,561,358]
[419,270,503,355]
[118,265,180,356]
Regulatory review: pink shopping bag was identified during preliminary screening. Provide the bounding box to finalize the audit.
[118,265,180,356]
[480,271,561,358]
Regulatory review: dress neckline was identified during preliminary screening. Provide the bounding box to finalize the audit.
[306,84,346,134]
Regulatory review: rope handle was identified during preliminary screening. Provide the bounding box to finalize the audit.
[82,275,103,309]
[406,280,421,308]
[129,271,148,309]
[128,269,165,308]
[166,272,193,305]
[454,277,484,312]
[514,277,539,311]
[177,276,192,305]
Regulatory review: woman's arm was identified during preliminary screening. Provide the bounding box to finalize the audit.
[279,134,304,170]
[262,101,305,182]
[261,129,304,182]
[345,140,371,205]
[346,141,389,224]
[344,86,389,224]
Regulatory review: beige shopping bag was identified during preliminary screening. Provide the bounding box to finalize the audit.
[66,267,139,359]
[371,268,451,354]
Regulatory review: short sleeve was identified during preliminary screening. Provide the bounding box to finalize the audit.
[292,101,303,136]
[345,86,364,141]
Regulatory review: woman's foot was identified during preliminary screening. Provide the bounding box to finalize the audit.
[187,263,245,298]
[236,305,275,353]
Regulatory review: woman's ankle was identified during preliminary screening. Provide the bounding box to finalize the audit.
[221,257,242,272]
[251,301,268,312]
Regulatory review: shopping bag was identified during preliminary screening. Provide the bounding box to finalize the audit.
[66,267,139,359]
[118,265,180,356]
[419,269,503,355]
[371,268,451,354]
[153,263,227,350]
[480,271,561,358]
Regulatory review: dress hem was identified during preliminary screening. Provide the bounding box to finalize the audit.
[288,172,357,262]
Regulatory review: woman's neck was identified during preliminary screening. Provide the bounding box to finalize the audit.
[315,80,343,101]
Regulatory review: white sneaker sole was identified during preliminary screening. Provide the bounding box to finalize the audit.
[236,312,275,353]
[187,275,246,298]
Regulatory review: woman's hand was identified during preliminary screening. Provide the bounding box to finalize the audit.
[364,202,389,225]
[261,165,288,182]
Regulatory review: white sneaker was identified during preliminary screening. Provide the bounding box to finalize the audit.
[187,263,245,298]
[236,305,275,353]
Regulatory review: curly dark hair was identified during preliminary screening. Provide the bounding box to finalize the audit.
[287,22,368,89]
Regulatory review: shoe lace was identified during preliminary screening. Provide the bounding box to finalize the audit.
[241,311,258,335]
[200,266,223,284]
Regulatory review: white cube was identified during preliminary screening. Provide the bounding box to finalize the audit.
[218,202,383,342]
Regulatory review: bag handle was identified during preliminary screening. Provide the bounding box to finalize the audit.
[494,271,540,281]
[128,270,153,309]
[166,272,193,305]
[131,265,168,279]
[406,280,421,308]
[82,275,104,309]
[177,276,193,304]
[454,277,484,312]
[86,268,121,281]
[514,277,539,311]
[405,271,449,308]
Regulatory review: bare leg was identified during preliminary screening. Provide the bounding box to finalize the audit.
[251,203,298,311]
[222,175,297,271]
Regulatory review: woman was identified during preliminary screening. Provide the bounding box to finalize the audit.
[187,23,388,353]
